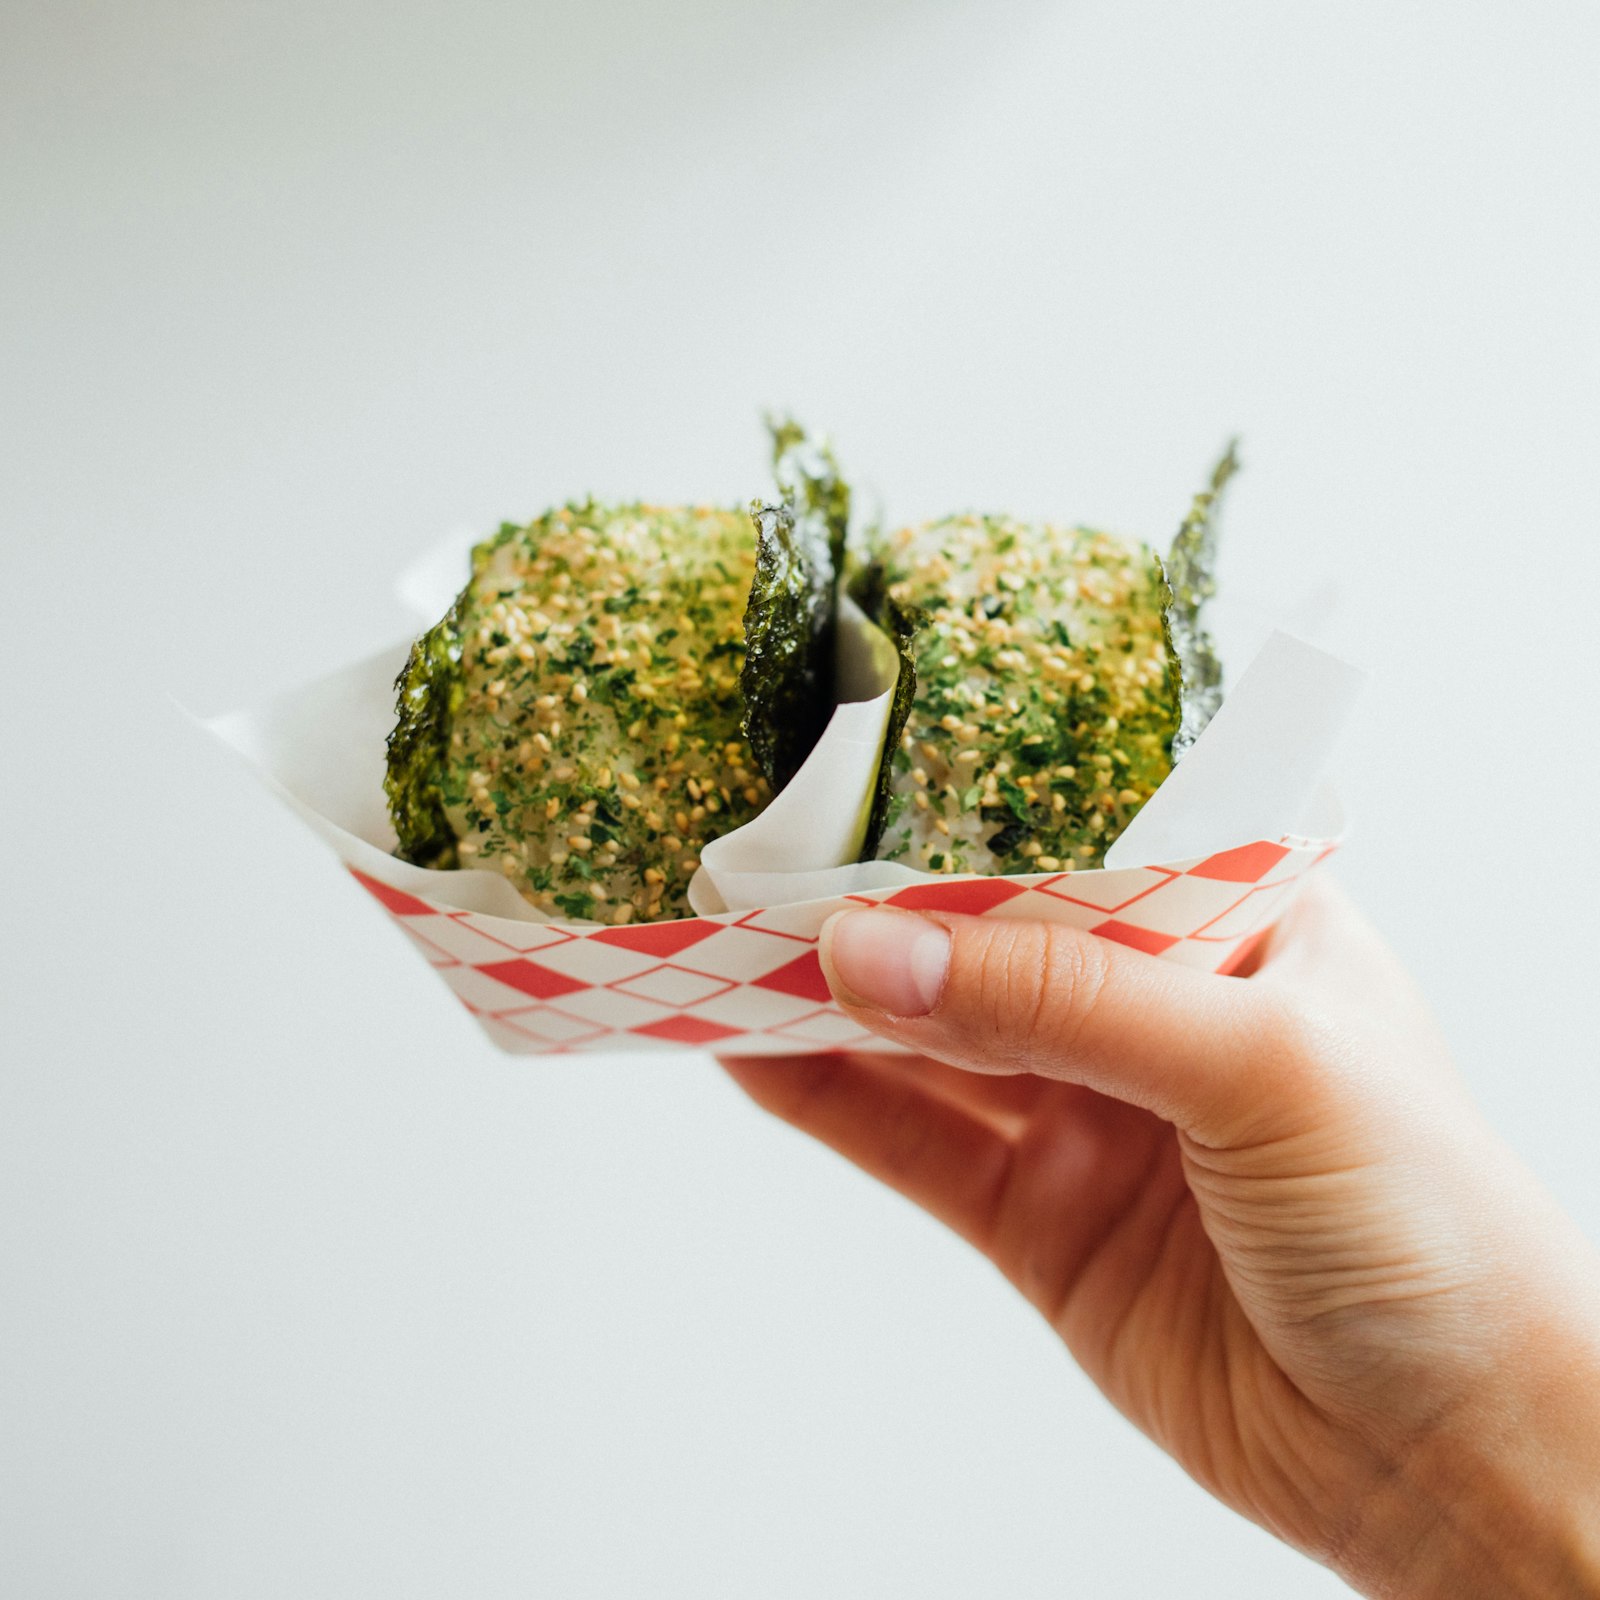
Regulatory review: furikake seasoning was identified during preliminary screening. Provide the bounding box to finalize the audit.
[386,502,776,924]
[855,515,1184,876]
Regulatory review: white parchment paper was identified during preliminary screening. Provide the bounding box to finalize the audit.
[689,627,1364,913]
[201,539,1365,926]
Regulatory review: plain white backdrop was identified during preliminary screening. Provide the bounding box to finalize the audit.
[3,2,1597,1595]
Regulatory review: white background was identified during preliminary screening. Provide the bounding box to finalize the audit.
[3,2,1598,1595]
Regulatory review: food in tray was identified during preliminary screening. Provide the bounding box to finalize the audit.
[384,425,847,924]
[385,420,1233,916]
[851,447,1234,875]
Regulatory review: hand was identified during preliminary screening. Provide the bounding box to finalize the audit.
[721,880,1600,1597]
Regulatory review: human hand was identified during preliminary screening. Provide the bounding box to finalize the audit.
[722,880,1600,1597]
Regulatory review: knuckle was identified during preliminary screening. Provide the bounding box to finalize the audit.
[877,1086,941,1181]
[743,1053,843,1122]
[1254,994,1347,1091]
[1211,992,1352,1144]
[961,921,1106,1070]
[1249,989,1316,1062]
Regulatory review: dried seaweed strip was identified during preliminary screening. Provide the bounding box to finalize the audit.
[739,418,850,790]
[1163,441,1238,758]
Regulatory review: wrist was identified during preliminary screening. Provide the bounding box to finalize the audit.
[1344,1339,1600,1598]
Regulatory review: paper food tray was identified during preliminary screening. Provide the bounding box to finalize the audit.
[200,532,1365,1057]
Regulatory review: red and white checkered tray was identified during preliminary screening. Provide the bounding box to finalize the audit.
[200,613,1359,1059]
[353,835,1333,1056]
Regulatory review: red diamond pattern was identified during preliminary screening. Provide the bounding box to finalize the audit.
[347,833,1336,1057]
[351,869,436,917]
[883,878,1028,915]
[475,958,590,1000]
[630,1015,744,1046]
[610,964,736,1007]
[752,950,832,1004]
[590,919,721,957]
[1216,928,1271,977]
[1188,840,1291,883]
[1092,919,1181,956]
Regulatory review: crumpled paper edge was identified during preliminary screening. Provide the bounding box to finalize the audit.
[197,526,1366,933]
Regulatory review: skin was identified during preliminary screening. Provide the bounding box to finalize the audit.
[721,880,1600,1596]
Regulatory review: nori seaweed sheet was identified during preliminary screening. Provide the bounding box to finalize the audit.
[385,584,469,869]
[846,561,922,858]
[1163,441,1238,758]
[739,418,850,790]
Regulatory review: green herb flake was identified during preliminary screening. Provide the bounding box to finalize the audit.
[1162,441,1238,758]
[739,418,852,791]
[854,509,1184,876]
[847,560,923,858]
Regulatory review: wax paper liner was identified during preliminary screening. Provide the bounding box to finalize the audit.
[201,538,1366,1057]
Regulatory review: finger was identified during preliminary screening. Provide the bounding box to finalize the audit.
[1246,873,1349,976]
[818,907,1322,1149]
[861,1050,1057,1131]
[1251,877,1462,1092]
[720,1050,1057,1135]
[722,1054,1188,1330]
[1255,876,1396,990]
[719,1053,1014,1252]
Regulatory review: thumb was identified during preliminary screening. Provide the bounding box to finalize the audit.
[819,906,1324,1148]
